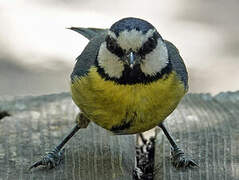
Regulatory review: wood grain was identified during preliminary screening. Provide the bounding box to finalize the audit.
[0,93,135,180]
[1,91,239,180]
[154,92,239,180]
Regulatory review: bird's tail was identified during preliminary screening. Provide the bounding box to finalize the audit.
[67,27,107,40]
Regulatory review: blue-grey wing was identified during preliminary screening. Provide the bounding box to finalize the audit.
[68,27,107,40]
[165,40,189,90]
[71,31,107,80]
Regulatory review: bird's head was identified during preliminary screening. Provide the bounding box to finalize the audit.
[97,17,169,84]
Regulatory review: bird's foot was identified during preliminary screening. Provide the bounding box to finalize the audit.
[29,147,65,170]
[133,167,143,180]
[171,148,198,169]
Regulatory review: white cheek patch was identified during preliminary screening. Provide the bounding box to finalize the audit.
[140,39,169,76]
[108,29,155,51]
[97,42,124,78]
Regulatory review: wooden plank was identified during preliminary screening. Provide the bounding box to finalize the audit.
[154,92,239,180]
[0,93,135,180]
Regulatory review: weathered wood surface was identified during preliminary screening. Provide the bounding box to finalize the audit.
[154,92,239,180]
[0,93,135,180]
[1,92,239,180]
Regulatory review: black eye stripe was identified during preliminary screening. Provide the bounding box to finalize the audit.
[139,33,158,56]
[106,36,124,58]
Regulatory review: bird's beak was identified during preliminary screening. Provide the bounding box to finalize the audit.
[129,52,135,69]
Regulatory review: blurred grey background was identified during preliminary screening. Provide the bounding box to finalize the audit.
[0,0,239,96]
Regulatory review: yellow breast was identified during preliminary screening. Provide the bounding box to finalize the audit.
[71,67,186,134]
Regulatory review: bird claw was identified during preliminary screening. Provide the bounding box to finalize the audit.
[133,167,143,180]
[29,148,65,170]
[171,148,198,169]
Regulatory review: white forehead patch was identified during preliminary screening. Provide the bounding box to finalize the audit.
[140,39,169,76]
[108,29,155,51]
[97,42,124,78]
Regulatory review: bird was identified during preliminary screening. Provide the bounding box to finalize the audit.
[30,17,197,171]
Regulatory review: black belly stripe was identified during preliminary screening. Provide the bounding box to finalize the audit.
[95,60,172,85]
[110,120,132,132]
[110,111,136,132]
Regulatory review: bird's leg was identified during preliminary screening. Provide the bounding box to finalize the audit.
[138,133,147,145]
[158,123,198,169]
[29,113,90,170]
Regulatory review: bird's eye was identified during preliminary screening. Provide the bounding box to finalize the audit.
[106,36,124,58]
[147,37,156,48]
[106,37,117,51]
[139,35,158,57]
